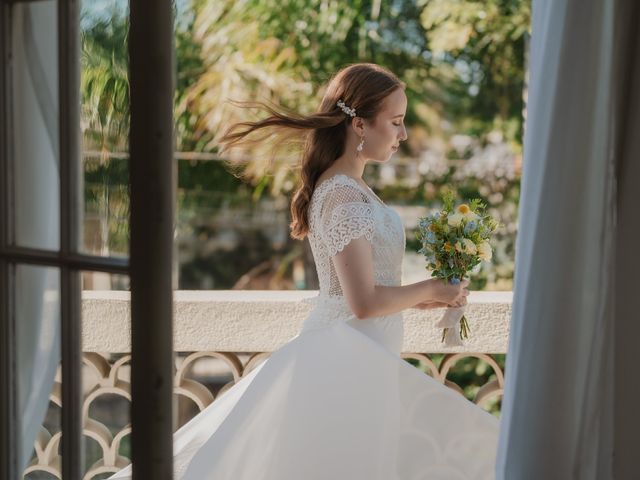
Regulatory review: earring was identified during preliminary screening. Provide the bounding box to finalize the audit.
[357,137,364,153]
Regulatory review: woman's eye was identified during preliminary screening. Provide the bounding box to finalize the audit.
[393,122,401,126]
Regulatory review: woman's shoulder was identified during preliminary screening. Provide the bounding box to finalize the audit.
[308,174,375,234]
[312,173,371,204]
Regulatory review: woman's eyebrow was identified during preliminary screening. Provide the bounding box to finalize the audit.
[392,114,404,118]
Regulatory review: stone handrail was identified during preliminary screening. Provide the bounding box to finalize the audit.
[83,290,512,353]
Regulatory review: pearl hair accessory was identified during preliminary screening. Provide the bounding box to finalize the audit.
[337,99,356,118]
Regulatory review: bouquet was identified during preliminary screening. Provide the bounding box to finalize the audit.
[416,191,498,345]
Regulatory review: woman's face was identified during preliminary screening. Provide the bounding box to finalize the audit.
[362,88,408,163]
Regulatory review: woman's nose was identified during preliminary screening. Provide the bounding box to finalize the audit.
[400,126,408,141]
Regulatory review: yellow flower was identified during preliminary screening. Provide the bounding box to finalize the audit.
[457,204,471,215]
[477,241,492,261]
[457,203,479,221]
[444,242,454,253]
[448,213,464,227]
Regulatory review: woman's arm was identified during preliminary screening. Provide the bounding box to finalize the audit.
[332,237,468,320]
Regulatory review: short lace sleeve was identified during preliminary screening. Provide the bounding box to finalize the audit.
[319,182,375,258]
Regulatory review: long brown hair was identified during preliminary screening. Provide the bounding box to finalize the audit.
[219,63,404,239]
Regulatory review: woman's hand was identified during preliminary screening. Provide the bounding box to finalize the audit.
[427,278,470,307]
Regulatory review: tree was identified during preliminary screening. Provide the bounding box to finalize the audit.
[81,9,129,153]
[181,0,530,194]
[420,0,531,144]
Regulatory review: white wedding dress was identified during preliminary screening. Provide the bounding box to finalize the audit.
[110,173,499,480]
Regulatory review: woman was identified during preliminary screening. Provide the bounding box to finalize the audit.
[111,63,499,479]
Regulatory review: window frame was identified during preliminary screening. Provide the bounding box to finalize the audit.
[0,1,175,478]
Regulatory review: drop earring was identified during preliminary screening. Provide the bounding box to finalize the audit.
[357,137,365,153]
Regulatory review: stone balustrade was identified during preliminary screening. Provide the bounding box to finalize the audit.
[25,290,512,480]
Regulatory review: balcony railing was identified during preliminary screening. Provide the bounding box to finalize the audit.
[26,290,512,479]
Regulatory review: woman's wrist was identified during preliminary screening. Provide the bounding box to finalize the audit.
[422,278,441,303]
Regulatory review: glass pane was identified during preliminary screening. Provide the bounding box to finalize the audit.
[81,272,132,478]
[16,264,61,477]
[12,3,60,251]
[82,270,130,291]
[82,153,130,258]
[80,1,130,258]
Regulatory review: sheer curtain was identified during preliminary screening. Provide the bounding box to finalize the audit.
[497,0,638,478]
[11,2,62,470]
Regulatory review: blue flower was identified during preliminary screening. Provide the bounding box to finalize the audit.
[464,221,477,234]
[423,212,440,224]
[426,232,437,244]
[450,278,461,285]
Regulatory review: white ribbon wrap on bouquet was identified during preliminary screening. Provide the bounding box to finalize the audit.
[435,306,466,347]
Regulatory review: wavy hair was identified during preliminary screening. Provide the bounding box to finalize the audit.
[219,63,404,239]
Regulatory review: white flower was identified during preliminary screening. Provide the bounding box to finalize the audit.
[464,211,480,222]
[477,241,492,261]
[448,213,464,227]
[462,238,477,255]
[455,238,477,255]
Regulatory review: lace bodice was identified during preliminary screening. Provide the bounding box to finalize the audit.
[308,174,406,298]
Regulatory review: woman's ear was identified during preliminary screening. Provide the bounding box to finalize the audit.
[350,117,366,137]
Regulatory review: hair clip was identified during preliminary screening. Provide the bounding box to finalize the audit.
[337,99,356,118]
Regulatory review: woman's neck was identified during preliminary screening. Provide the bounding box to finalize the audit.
[328,153,366,180]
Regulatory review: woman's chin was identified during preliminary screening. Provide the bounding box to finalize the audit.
[369,154,393,164]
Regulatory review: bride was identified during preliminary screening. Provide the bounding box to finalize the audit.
[110,63,499,479]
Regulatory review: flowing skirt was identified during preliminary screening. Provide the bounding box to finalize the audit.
[109,305,499,479]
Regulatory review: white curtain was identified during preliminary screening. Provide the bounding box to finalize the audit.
[497,0,638,478]
[11,2,62,470]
